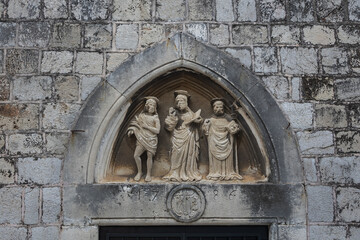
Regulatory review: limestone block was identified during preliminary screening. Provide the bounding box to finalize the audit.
[297,131,334,155]
[271,25,300,44]
[24,187,39,224]
[71,0,110,20]
[186,23,208,42]
[18,157,62,184]
[215,0,234,21]
[84,24,112,49]
[31,226,59,240]
[315,104,347,128]
[350,48,360,73]
[349,226,360,240]
[309,226,346,240]
[43,103,81,130]
[41,51,73,74]
[232,25,268,45]
[80,76,102,100]
[0,2,4,16]
[60,226,98,240]
[254,47,278,73]
[349,0,360,21]
[303,158,317,182]
[278,225,307,240]
[210,24,229,46]
[13,76,52,101]
[259,0,286,22]
[0,158,14,184]
[0,22,16,46]
[224,48,252,69]
[322,48,349,74]
[307,185,333,222]
[0,187,22,224]
[116,24,139,50]
[0,50,2,73]
[349,104,360,128]
[0,76,10,100]
[44,0,68,19]
[8,0,40,19]
[140,24,164,48]
[156,0,186,21]
[291,77,301,101]
[303,25,335,45]
[0,104,39,131]
[335,131,360,153]
[19,22,52,47]
[188,0,214,21]
[75,52,103,74]
[320,156,360,184]
[316,0,345,22]
[6,49,39,75]
[54,76,80,102]
[281,102,313,129]
[0,227,27,240]
[106,53,129,73]
[289,0,314,22]
[0,135,5,154]
[50,23,81,48]
[280,47,317,74]
[262,76,289,100]
[302,77,334,100]
[236,0,256,21]
[338,25,360,44]
[9,134,42,155]
[336,78,360,101]
[336,187,360,222]
[113,0,152,21]
[45,132,69,155]
[43,187,61,223]
[165,24,183,38]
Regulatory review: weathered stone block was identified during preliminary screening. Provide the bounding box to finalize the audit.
[60,226,98,240]
[0,104,39,131]
[8,0,40,19]
[209,24,229,46]
[0,50,2,73]
[19,22,52,47]
[320,156,360,184]
[0,227,27,240]
[0,22,16,46]
[303,25,335,45]
[259,0,286,22]
[297,131,334,154]
[338,25,360,44]
[303,158,317,182]
[349,104,360,128]
[254,47,278,73]
[309,226,346,240]
[289,0,314,22]
[335,131,360,153]
[8,134,42,155]
[165,24,183,38]
[336,78,360,101]
[0,76,10,100]
[18,157,62,184]
[0,187,22,224]
[71,0,110,20]
[0,135,5,154]
[291,77,301,101]
[156,0,186,21]
[54,76,79,102]
[315,104,347,128]
[45,132,69,155]
[280,47,317,74]
[350,48,360,73]
[32,226,60,240]
[236,0,256,21]
[43,187,61,223]
[262,76,289,100]
[50,23,81,48]
[232,25,268,45]
[278,225,307,240]
[336,187,360,222]
[307,185,333,222]
[349,226,360,240]
[303,77,334,100]
[281,102,313,129]
[41,51,73,73]
[6,49,39,75]
[113,0,152,21]
[84,24,112,49]
[116,24,139,50]
[44,0,68,19]
[322,48,349,74]
[216,0,234,21]
[75,52,103,74]
[0,158,15,184]
[349,0,360,21]
[13,76,52,101]
[140,24,164,48]
[43,103,81,130]
[271,25,300,44]
[186,23,208,42]
[106,53,129,73]
[24,187,39,224]
[225,48,252,69]
[80,76,102,100]
[188,0,214,20]
[317,0,345,22]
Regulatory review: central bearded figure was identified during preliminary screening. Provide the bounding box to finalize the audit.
[163,90,203,181]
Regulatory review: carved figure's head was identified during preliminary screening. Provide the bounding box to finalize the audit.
[175,94,188,111]
[212,100,224,116]
[144,96,159,114]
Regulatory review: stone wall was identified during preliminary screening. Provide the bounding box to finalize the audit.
[0,0,359,239]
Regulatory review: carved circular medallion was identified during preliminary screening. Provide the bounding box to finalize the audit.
[166,185,206,223]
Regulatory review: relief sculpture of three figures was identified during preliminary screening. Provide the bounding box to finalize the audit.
[127,90,243,182]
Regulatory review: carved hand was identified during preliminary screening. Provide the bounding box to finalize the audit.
[169,107,176,117]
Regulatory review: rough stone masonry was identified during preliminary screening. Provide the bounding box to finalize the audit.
[0,0,360,239]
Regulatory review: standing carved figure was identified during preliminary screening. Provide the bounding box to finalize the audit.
[127,97,160,182]
[163,90,203,181]
[203,99,243,180]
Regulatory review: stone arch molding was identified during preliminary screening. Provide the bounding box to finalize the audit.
[64,33,303,185]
